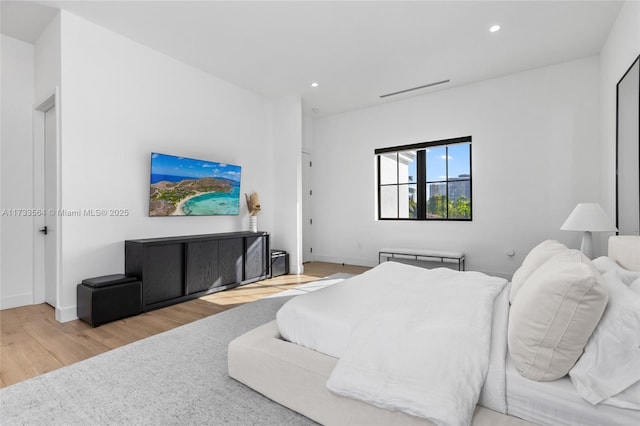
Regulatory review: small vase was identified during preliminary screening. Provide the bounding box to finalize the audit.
[249,215,258,232]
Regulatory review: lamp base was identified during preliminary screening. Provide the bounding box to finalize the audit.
[580,231,594,259]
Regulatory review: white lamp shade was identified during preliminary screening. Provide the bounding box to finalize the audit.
[560,203,618,232]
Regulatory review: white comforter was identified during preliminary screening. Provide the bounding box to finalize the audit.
[277,262,508,426]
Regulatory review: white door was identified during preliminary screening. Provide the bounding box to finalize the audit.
[302,152,313,263]
[43,105,57,307]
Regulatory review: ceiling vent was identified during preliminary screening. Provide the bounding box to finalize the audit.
[380,79,450,98]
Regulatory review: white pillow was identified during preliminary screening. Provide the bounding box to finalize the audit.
[508,250,608,381]
[569,270,640,409]
[592,256,640,285]
[612,268,640,287]
[510,240,568,303]
[591,256,621,274]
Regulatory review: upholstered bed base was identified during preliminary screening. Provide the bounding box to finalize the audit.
[228,236,640,425]
[228,320,532,426]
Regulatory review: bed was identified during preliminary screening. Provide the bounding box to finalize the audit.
[228,236,640,425]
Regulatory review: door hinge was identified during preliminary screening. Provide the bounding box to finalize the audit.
[39,226,48,235]
[309,189,313,196]
[310,218,313,225]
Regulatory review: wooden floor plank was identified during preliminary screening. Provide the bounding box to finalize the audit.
[0,304,54,336]
[22,320,97,366]
[183,298,229,315]
[59,330,113,355]
[0,261,368,389]
[148,302,215,325]
[1,337,64,387]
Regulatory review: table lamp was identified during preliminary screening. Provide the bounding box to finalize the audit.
[560,203,618,258]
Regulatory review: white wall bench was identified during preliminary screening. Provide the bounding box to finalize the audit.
[379,248,466,271]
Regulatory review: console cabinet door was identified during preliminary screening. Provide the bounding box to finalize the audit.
[143,243,184,305]
[218,238,243,285]
[186,240,219,294]
[245,235,268,281]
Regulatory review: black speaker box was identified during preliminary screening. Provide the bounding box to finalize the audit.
[271,250,289,277]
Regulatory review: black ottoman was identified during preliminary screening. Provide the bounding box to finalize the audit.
[77,274,142,327]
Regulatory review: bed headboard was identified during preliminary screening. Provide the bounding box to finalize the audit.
[608,236,640,272]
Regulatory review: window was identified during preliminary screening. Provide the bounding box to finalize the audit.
[376,136,472,221]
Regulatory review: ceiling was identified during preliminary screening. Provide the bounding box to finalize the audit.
[0,1,624,116]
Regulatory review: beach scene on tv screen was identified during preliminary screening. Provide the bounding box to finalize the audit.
[149,153,241,216]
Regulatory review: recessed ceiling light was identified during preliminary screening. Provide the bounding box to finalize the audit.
[490,25,501,33]
[311,82,319,87]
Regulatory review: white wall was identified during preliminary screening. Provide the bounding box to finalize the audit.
[34,14,61,103]
[0,35,35,309]
[599,1,640,249]
[311,57,602,278]
[55,12,276,321]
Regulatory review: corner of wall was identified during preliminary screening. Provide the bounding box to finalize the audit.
[271,96,304,273]
[55,305,78,323]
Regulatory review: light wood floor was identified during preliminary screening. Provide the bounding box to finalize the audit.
[0,262,369,389]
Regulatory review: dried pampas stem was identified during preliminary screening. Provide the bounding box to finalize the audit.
[245,192,261,216]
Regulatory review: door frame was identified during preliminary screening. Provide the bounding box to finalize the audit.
[33,88,62,317]
[302,151,314,263]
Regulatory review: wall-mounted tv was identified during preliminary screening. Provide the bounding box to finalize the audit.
[149,152,241,216]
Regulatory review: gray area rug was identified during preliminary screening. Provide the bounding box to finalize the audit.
[0,275,352,425]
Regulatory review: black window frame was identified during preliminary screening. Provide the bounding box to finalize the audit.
[375,136,472,221]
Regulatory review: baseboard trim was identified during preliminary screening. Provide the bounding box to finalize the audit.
[311,255,375,268]
[0,293,33,310]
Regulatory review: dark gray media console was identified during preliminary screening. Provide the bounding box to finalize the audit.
[125,231,270,312]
